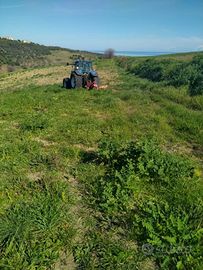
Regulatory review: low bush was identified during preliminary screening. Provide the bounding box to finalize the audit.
[116,54,203,96]
[81,138,203,269]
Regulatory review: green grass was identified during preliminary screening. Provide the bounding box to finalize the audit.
[0,178,75,269]
[0,58,202,269]
[77,138,203,269]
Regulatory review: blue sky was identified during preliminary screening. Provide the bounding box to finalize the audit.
[0,0,203,52]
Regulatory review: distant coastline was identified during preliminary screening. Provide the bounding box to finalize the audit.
[115,51,175,57]
[89,50,177,57]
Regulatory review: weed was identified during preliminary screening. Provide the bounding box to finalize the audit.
[78,138,203,269]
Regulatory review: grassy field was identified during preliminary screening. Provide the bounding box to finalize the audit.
[0,55,203,269]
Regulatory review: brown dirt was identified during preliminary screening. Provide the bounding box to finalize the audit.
[53,251,77,270]
[27,172,43,181]
[73,144,97,152]
[33,136,58,146]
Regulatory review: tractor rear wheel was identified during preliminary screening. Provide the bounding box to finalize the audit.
[92,76,100,87]
[71,73,82,88]
[63,78,71,89]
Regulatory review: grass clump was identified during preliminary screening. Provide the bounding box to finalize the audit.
[0,178,75,269]
[21,113,50,132]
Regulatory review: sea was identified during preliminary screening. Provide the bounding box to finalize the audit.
[89,50,175,57]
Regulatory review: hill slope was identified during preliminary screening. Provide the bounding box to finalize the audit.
[0,38,102,74]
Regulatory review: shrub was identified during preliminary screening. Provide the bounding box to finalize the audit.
[188,70,203,96]
[88,138,203,269]
[115,54,203,95]
[103,48,115,59]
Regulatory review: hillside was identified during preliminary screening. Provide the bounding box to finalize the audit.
[0,56,203,269]
[0,38,102,74]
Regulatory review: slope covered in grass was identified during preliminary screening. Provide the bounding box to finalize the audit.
[0,57,202,269]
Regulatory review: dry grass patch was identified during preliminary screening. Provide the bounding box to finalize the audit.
[73,144,97,152]
[53,251,77,270]
[0,66,118,92]
[98,68,119,86]
[27,172,43,181]
[0,66,72,91]
[33,136,58,146]
[0,61,120,92]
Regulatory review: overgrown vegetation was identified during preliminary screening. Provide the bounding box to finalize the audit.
[75,138,202,269]
[0,55,202,269]
[116,53,203,96]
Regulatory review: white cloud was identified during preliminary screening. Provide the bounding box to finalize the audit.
[108,36,203,52]
[196,45,203,51]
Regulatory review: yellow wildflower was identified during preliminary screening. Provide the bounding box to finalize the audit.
[194,169,202,177]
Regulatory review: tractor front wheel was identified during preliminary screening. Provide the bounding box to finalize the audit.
[71,73,82,88]
[63,78,71,89]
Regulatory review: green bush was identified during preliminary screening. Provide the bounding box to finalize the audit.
[86,138,203,269]
[188,71,203,96]
[116,55,203,96]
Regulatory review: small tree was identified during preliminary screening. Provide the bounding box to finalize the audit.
[103,48,115,59]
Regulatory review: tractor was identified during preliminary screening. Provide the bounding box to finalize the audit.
[63,60,100,89]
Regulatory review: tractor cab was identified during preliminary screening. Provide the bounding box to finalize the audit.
[75,60,93,74]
